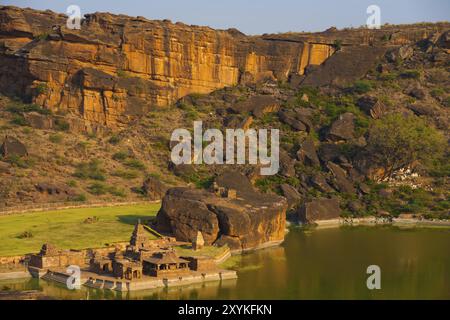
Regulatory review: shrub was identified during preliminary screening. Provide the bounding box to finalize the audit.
[123,159,146,170]
[35,83,48,95]
[333,39,343,51]
[10,115,29,126]
[108,186,126,197]
[112,151,129,161]
[54,119,70,131]
[108,134,121,145]
[34,33,49,41]
[112,169,139,180]
[351,80,373,94]
[367,113,446,178]
[73,160,107,181]
[87,182,108,195]
[67,180,77,187]
[87,183,125,197]
[400,69,421,79]
[49,133,63,143]
[4,155,32,168]
[71,194,87,202]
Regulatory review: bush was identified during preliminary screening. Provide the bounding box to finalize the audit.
[87,182,108,195]
[10,115,29,126]
[49,133,63,143]
[108,134,122,145]
[35,83,48,95]
[400,69,421,79]
[351,80,373,94]
[71,193,87,202]
[333,39,343,51]
[367,113,446,178]
[73,160,107,181]
[67,180,77,187]
[4,155,32,168]
[54,119,70,131]
[112,169,139,180]
[123,159,146,170]
[112,151,129,161]
[87,183,125,197]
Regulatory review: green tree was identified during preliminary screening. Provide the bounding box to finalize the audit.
[366,113,446,178]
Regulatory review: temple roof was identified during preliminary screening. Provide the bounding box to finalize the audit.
[143,251,189,265]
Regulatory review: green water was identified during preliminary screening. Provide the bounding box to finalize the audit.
[1,226,449,299]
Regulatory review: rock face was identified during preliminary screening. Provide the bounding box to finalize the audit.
[298,198,341,223]
[156,172,288,251]
[0,6,324,128]
[1,6,444,129]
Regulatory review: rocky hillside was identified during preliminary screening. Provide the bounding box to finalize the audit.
[0,6,448,221]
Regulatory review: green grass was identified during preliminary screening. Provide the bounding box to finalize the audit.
[0,204,161,257]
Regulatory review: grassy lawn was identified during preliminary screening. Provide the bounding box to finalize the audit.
[0,204,161,257]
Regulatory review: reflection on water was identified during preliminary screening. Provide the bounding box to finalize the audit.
[1,226,449,299]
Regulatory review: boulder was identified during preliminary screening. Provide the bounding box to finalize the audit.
[156,188,221,244]
[279,151,296,177]
[230,95,280,118]
[278,110,307,131]
[408,87,426,100]
[309,174,334,193]
[385,46,413,63]
[0,136,28,158]
[327,162,356,194]
[318,143,341,163]
[278,108,313,132]
[356,96,387,119]
[298,197,342,223]
[297,138,320,167]
[142,176,169,200]
[280,183,302,208]
[327,113,355,141]
[156,172,288,251]
[23,112,53,130]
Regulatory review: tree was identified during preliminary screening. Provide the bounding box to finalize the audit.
[366,113,446,178]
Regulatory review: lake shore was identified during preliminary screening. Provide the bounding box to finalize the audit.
[313,217,450,229]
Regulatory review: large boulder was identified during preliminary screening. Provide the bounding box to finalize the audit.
[327,162,356,194]
[156,172,288,251]
[280,183,302,209]
[298,197,342,223]
[297,138,320,166]
[156,188,221,244]
[327,112,355,141]
[0,136,28,158]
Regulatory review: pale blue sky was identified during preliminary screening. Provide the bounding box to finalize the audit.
[3,0,449,35]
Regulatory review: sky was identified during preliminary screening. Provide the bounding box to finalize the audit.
[3,0,450,35]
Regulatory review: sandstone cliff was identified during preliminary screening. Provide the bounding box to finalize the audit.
[1,6,447,129]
